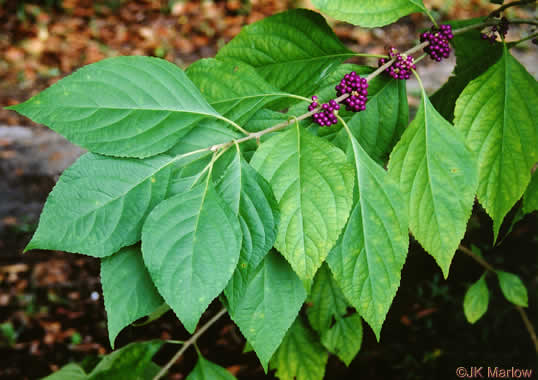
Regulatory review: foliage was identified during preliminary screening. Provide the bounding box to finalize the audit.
[6,1,537,379]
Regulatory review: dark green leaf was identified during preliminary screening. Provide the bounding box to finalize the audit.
[306,264,348,333]
[8,56,226,158]
[142,181,242,333]
[522,172,538,215]
[186,356,237,380]
[42,364,87,380]
[88,341,163,380]
[216,9,352,97]
[320,313,363,366]
[26,153,171,257]
[187,59,288,125]
[311,0,425,27]
[101,246,164,348]
[225,251,306,371]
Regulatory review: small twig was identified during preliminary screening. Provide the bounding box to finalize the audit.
[152,308,228,380]
[510,31,538,46]
[488,0,537,18]
[458,245,537,353]
[458,244,495,272]
[515,306,538,352]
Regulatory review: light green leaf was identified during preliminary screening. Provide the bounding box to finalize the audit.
[186,356,237,380]
[321,313,363,366]
[250,124,354,279]
[306,263,348,333]
[26,153,171,257]
[270,318,329,380]
[311,0,425,28]
[328,133,408,340]
[101,246,164,348]
[225,251,306,372]
[216,9,352,97]
[141,181,242,333]
[463,273,489,324]
[388,90,477,277]
[522,172,538,215]
[496,271,528,307]
[42,363,87,380]
[454,47,538,240]
[187,59,288,125]
[88,340,163,380]
[8,56,227,158]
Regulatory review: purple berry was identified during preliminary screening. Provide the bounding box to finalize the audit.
[378,47,416,80]
[420,25,453,62]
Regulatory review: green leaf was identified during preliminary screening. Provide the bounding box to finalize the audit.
[431,22,503,122]
[306,263,348,333]
[186,356,237,380]
[141,181,242,333]
[328,133,408,340]
[42,363,87,380]
[320,313,363,366]
[250,124,354,279]
[8,56,225,158]
[463,273,489,324]
[216,9,352,97]
[225,251,306,372]
[270,318,329,380]
[101,246,164,348]
[454,47,538,241]
[388,90,477,277]
[522,172,538,215]
[88,340,163,380]
[26,153,171,257]
[187,59,288,125]
[311,0,425,27]
[496,271,528,307]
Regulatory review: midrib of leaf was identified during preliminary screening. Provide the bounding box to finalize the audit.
[225,53,356,68]
[422,92,446,253]
[349,138,398,305]
[296,124,307,274]
[210,93,305,105]
[69,152,203,227]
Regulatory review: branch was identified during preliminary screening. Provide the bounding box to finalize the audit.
[458,245,538,353]
[488,0,537,18]
[153,308,228,380]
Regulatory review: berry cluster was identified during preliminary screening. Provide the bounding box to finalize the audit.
[420,24,454,62]
[310,99,340,126]
[481,17,509,43]
[308,71,369,127]
[378,47,416,80]
[335,71,369,112]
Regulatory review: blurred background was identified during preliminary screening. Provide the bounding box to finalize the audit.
[0,1,536,379]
